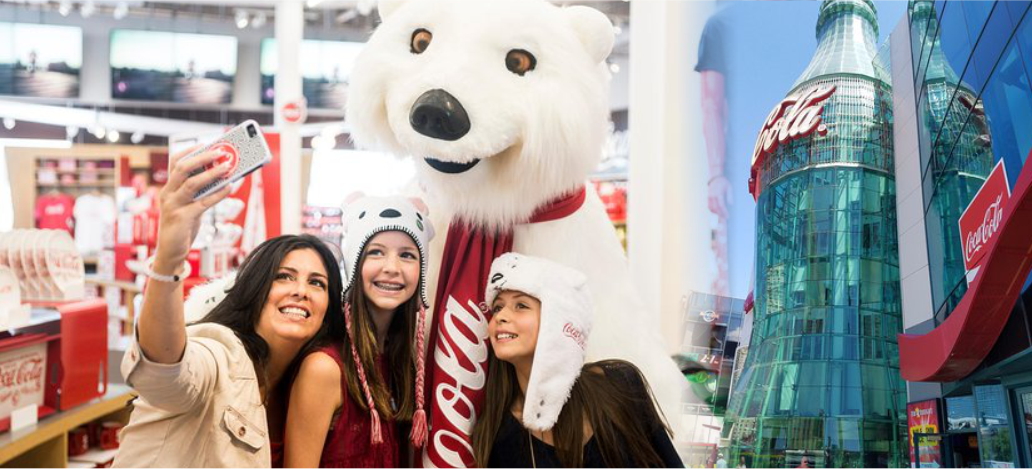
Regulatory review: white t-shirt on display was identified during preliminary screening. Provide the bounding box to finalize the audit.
[74,193,117,256]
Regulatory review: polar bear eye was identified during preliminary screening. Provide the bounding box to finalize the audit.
[505,49,536,76]
[410,29,432,54]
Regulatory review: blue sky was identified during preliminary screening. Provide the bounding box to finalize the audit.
[709,0,908,298]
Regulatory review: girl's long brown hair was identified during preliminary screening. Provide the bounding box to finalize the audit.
[472,351,672,468]
[338,254,421,421]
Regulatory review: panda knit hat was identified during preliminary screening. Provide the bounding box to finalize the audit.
[340,195,434,447]
[485,253,594,432]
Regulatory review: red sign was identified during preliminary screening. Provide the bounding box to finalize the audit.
[959,159,1010,272]
[281,99,307,124]
[907,399,943,468]
[752,84,836,168]
[0,343,47,420]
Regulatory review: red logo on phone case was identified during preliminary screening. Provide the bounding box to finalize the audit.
[210,142,239,173]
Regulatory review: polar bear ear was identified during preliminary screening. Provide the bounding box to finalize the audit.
[378,0,410,20]
[563,6,615,65]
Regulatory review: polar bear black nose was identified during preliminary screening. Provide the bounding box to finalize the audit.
[410,89,471,141]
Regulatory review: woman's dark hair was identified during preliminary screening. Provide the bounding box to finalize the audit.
[197,234,345,388]
[472,354,672,468]
[339,250,421,421]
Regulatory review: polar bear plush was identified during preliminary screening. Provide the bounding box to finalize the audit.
[347,0,685,465]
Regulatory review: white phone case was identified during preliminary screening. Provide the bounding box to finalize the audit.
[181,119,273,199]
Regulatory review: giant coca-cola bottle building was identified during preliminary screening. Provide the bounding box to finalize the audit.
[725,1,907,466]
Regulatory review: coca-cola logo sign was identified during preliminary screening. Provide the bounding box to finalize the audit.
[959,160,1011,273]
[0,343,47,417]
[562,322,587,350]
[752,84,837,168]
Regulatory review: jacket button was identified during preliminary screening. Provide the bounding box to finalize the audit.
[238,427,246,437]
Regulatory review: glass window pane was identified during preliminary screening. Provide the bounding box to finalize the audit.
[975,384,1016,466]
[969,6,1013,95]
[981,41,1032,183]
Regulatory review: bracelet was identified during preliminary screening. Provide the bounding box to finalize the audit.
[143,256,192,283]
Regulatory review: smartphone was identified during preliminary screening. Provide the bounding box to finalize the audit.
[180,120,272,200]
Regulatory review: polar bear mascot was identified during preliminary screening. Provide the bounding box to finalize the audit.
[346,0,686,466]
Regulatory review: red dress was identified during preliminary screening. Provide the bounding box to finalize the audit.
[317,344,399,468]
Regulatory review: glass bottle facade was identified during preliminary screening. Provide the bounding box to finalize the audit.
[725,1,908,467]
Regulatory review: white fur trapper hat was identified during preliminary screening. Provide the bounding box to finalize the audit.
[485,253,593,432]
[340,195,434,307]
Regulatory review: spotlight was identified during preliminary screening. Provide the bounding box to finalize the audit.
[609,62,621,74]
[66,126,79,139]
[235,10,250,29]
[80,0,95,18]
[107,131,120,143]
[130,131,144,144]
[58,0,73,16]
[113,2,129,20]
[613,25,623,36]
[2,118,14,130]
[90,125,106,140]
[251,11,267,29]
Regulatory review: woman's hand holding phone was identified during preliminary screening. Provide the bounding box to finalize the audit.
[152,146,234,276]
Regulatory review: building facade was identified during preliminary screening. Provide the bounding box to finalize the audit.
[892,0,1032,467]
[724,0,909,467]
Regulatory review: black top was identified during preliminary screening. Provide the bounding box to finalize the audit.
[487,362,684,468]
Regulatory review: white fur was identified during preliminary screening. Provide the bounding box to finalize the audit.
[183,272,237,323]
[349,0,685,435]
[347,0,611,231]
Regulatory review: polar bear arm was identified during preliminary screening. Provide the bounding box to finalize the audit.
[562,6,616,65]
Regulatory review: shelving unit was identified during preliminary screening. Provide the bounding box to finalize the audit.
[0,385,135,468]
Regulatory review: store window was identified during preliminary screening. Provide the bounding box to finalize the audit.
[974,384,1016,467]
[980,40,1032,184]
[947,395,977,432]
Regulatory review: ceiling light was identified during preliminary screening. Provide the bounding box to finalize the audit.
[58,0,72,16]
[80,0,95,18]
[90,125,106,140]
[130,131,144,144]
[235,10,250,29]
[107,130,120,143]
[66,126,79,139]
[251,11,267,28]
[2,118,14,130]
[113,2,129,20]
[609,62,621,74]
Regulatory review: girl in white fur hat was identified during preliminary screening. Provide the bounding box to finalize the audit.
[284,196,434,468]
[472,253,683,467]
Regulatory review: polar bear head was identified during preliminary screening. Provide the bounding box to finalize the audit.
[347,0,614,230]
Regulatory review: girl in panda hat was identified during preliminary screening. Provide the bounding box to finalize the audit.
[472,253,683,468]
[285,195,434,468]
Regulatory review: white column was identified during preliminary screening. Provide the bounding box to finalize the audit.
[628,0,713,353]
[274,0,304,235]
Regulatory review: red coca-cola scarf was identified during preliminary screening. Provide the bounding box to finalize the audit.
[419,186,586,467]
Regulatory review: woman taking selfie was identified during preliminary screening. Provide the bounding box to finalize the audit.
[113,146,344,467]
[472,253,683,468]
[284,196,434,468]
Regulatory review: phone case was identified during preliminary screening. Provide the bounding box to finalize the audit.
[182,120,273,199]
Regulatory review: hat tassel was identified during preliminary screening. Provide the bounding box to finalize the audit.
[344,303,384,445]
[410,302,429,448]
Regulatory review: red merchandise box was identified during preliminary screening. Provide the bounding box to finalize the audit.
[113,245,135,282]
[58,299,107,410]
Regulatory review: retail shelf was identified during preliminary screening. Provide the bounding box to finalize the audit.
[84,276,141,294]
[0,384,134,467]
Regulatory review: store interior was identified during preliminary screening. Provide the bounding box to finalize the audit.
[0,0,728,466]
